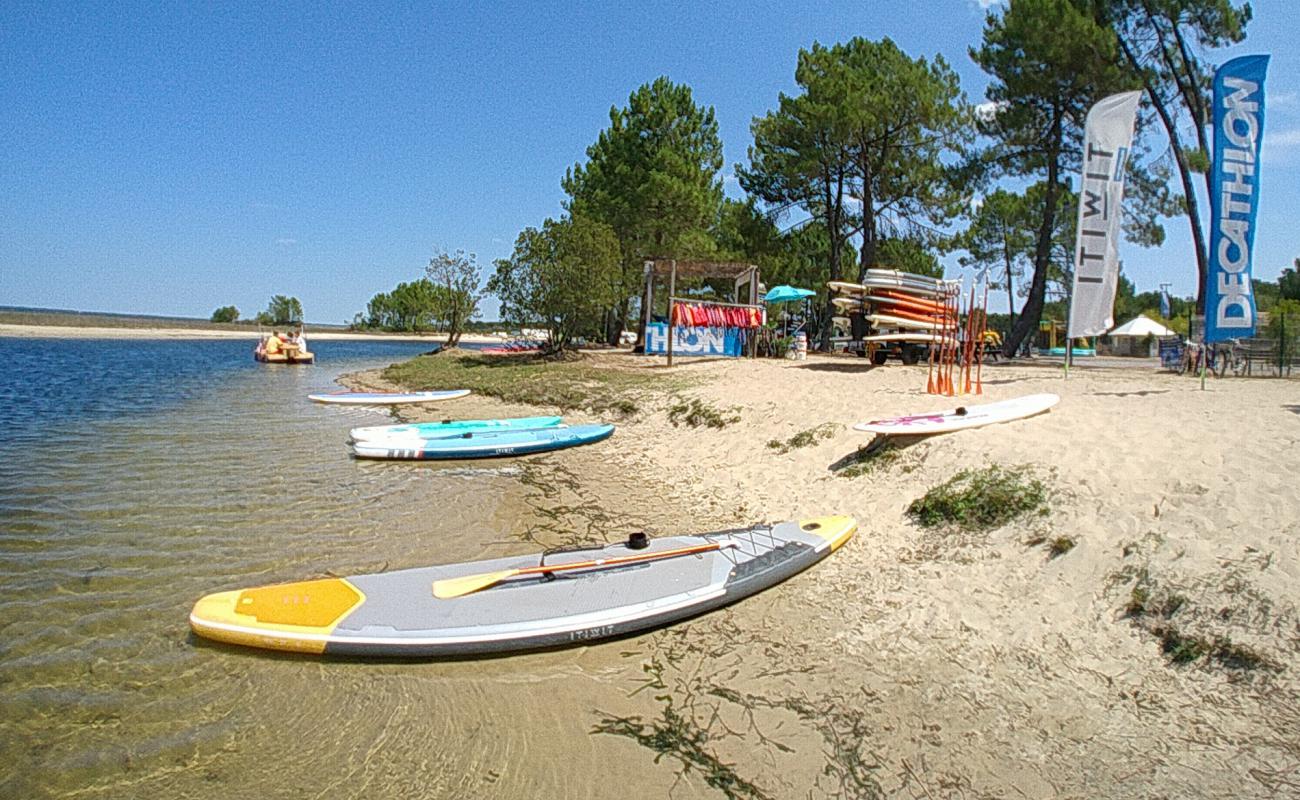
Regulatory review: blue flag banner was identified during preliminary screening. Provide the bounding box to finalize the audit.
[1205,54,1269,343]
[1159,290,1171,319]
[644,323,743,357]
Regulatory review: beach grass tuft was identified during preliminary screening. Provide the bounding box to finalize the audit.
[767,423,839,454]
[907,464,1049,531]
[1123,572,1281,672]
[667,398,741,429]
[383,351,683,416]
[1047,536,1076,558]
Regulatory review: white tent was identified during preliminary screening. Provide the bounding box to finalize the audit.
[1107,315,1174,338]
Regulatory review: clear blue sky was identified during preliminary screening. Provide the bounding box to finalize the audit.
[2,1,1296,323]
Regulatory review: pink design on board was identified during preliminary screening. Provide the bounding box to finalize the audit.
[872,413,947,427]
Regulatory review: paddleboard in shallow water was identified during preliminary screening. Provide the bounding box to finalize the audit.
[350,416,564,443]
[852,393,1060,435]
[351,423,614,459]
[189,516,856,657]
[308,389,471,405]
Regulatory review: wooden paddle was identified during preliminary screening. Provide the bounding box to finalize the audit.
[432,541,731,599]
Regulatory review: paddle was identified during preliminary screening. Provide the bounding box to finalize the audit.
[432,541,732,599]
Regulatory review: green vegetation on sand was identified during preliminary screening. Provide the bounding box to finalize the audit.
[907,464,1049,532]
[383,352,686,416]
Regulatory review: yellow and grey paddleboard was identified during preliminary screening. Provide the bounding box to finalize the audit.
[190,516,855,658]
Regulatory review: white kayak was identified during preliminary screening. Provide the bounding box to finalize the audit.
[853,393,1061,435]
[309,390,471,406]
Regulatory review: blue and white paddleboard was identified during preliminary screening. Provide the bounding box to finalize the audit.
[351,424,615,460]
[308,389,471,406]
[350,416,565,443]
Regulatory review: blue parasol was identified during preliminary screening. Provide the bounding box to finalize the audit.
[763,285,816,304]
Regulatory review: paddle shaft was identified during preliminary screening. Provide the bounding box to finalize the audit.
[517,541,726,577]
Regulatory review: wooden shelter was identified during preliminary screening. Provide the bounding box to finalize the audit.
[637,259,761,354]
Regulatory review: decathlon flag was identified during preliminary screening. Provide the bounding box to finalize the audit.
[1067,91,1143,339]
[1205,55,1269,343]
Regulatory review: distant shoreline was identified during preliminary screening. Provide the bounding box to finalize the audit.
[0,323,502,343]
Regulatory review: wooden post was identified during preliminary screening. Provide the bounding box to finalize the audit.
[666,261,677,367]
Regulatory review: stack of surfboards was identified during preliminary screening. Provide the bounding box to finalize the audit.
[348,416,614,460]
[828,269,957,344]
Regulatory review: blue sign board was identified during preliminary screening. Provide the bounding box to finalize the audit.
[644,323,743,357]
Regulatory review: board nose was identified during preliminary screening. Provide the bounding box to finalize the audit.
[797,516,857,551]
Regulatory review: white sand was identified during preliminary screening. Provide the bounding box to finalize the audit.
[362,351,1300,796]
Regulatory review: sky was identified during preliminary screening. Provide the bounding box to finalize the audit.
[2,0,1297,323]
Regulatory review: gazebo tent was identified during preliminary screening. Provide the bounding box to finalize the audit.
[1107,315,1175,338]
[1105,315,1175,356]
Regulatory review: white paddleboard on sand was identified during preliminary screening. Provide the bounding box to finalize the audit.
[853,393,1060,435]
[309,389,471,406]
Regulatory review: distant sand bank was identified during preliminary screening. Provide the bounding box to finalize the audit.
[0,323,502,343]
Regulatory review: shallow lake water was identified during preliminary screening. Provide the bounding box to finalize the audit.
[0,337,682,799]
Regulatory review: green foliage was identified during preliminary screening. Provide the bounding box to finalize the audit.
[767,423,838,454]
[256,295,302,326]
[1280,262,1300,301]
[907,464,1049,531]
[487,215,622,352]
[383,352,684,417]
[425,249,482,347]
[1081,0,1253,312]
[210,305,239,323]
[972,0,1142,354]
[563,77,725,342]
[667,398,740,429]
[740,37,971,344]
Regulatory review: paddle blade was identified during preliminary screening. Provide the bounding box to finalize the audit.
[432,568,521,599]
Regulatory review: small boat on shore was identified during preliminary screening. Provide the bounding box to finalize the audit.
[188,515,856,657]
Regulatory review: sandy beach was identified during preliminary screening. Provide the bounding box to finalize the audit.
[360,350,1300,798]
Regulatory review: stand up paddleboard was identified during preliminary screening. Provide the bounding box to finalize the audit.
[350,416,564,443]
[853,393,1060,435]
[351,424,614,459]
[189,516,857,657]
[864,313,951,332]
[308,390,471,405]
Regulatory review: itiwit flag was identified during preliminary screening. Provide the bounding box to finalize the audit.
[1067,90,1142,339]
[1205,55,1269,343]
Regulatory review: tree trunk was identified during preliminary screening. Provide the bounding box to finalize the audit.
[1004,237,1016,335]
[606,297,630,346]
[857,158,877,281]
[1002,115,1063,358]
[819,163,846,352]
[1114,31,1211,315]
